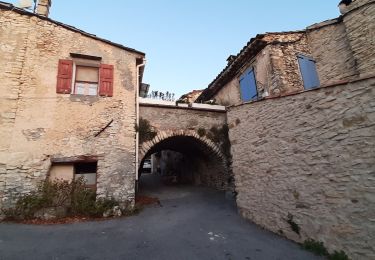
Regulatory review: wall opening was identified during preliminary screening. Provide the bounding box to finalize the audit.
[138,135,232,195]
[49,161,98,190]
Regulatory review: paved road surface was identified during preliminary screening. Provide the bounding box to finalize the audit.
[0,174,321,260]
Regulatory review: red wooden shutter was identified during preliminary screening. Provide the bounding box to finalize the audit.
[56,59,73,94]
[99,64,114,97]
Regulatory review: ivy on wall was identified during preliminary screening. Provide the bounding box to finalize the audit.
[136,118,157,144]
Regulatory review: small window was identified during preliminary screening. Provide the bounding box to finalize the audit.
[56,59,114,97]
[49,161,98,190]
[239,68,258,102]
[297,55,320,90]
[74,66,99,96]
[74,162,97,189]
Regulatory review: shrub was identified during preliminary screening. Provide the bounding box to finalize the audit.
[137,118,157,144]
[206,124,232,160]
[5,192,45,220]
[302,239,350,260]
[328,251,350,260]
[93,197,119,217]
[3,178,121,220]
[70,181,97,216]
[3,180,73,220]
[302,239,328,256]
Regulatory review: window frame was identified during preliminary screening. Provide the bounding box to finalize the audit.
[49,160,98,191]
[71,59,101,96]
[73,161,98,190]
[297,54,320,90]
[239,67,258,102]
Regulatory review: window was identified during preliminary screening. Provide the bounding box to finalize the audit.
[239,68,258,102]
[56,58,114,97]
[297,54,320,90]
[49,161,97,190]
[74,66,99,96]
[74,162,97,190]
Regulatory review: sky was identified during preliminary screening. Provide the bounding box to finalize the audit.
[9,0,341,98]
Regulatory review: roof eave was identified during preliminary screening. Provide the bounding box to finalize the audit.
[196,38,268,102]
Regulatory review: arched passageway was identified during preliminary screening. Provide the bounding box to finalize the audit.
[138,130,232,194]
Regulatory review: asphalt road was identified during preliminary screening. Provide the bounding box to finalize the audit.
[0,174,321,260]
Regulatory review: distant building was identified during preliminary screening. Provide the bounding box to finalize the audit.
[178,89,203,104]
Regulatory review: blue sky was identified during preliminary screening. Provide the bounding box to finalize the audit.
[10,0,341,98]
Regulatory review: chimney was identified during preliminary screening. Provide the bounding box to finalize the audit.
[226,55,237,64]
[338,0,352,14]
[36,0,51,17]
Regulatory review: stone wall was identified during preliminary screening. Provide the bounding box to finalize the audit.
[307,0,375,85]
[307,21,358,85]
[213,33,311,106]
[210,1,375,108]
[343,0,375,78]
[139,104,227,132]
[265,33,311,96]
[227,78,375,259]
[139,105,231,191]
[0,9,144,210]
[214,46,273,106]
[213,77,242,106]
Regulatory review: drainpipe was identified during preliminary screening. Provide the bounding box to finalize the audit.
[135,59,146,192]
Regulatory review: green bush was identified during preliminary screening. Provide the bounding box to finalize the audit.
[3,178,120,220]
[94,198,119,215]
[5,192,45,220]
[206,124,232,159]
[3,180,73,220]
[137,118,157,144]
[302,239,350,260]
[70,182,97,216]
[302,239,328,256]
[328,251,350,260]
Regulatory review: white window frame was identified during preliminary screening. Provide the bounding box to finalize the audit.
[71,58,100,96]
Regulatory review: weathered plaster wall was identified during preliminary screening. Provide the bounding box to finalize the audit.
[227,78,375,259]
[213,78,241,106]
[0,10,143,210]
[214,46,273,106]
[49,164,74,182]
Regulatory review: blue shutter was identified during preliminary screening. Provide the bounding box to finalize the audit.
[298,55,320,90]
[239,69,257,102]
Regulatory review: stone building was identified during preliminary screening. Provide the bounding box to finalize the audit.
[0,0,146,209]
[178,89,203,104]
[197,0,375,258]
[197,0,374,106]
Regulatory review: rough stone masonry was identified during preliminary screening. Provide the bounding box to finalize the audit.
[0,4,145,210]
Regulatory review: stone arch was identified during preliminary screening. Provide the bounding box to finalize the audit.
[139,130,231,190]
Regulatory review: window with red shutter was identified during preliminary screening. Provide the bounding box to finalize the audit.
[99,64,114,97]
[56,59,73,94]
[74,66,99,96]
[57,58,114,97]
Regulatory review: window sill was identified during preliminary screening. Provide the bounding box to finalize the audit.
[69,94,100,104]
